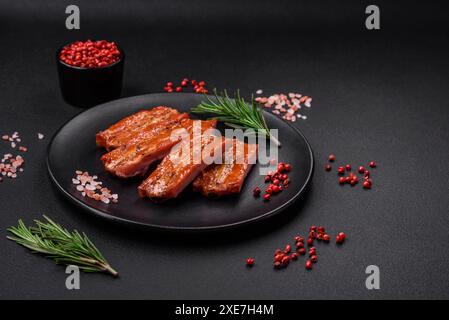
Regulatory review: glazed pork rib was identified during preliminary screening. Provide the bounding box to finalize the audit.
[101,117,193,178]
[193,139,258,197]
[138,120,228,201]
[96,106,186,150]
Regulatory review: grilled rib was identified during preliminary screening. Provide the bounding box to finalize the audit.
[193,139,258,197]
[138,120,228,201]
[101,117,193,178]
[96,106,185,150]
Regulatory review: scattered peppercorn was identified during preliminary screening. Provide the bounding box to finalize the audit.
[253,187,261,197]
[307,237,314,246]
[264,227,347,272]
[324,154,377,190]
[164,78,208,94]
[336,232,346,244]
[363,180,372,189]
[257,161,292,201]
[305,260,313,270]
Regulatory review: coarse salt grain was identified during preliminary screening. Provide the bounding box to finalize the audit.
[0,151,25,181]
[255,91,312,122]
[37,133,44,140]
[72,170,118,204]
[256,89,263,95]
[305,98,312,107]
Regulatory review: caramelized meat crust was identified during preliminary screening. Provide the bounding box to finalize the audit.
[96,106,185,150]
[101,117,192,178]
[193,140,258,197]
[138,120,229,201]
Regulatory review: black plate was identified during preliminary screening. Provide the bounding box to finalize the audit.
[47,93,314,231]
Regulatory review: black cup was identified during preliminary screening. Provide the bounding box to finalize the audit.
[56,44,125,107]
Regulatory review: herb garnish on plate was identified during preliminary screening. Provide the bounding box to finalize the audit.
[191,89,281,147]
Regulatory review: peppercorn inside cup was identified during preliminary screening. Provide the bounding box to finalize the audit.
[56,40,125,107]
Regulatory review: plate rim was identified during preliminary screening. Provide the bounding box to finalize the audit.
[46,93,314,231]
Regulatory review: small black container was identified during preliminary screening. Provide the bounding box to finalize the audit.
[56,44,125,107]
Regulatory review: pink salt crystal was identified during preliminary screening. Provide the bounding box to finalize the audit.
[305,98,312,107]
[101,197,110,204]
[85,184,96,191]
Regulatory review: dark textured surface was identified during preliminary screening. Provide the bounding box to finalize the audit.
[0,0,448,299]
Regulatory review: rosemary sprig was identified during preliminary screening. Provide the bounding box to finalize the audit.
[191,89,281,147]
[7,215,118,277]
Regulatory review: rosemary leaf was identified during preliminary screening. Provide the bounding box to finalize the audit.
[191,89,281,147]
[7,216,118,277]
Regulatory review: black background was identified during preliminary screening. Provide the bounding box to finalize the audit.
[1,0,448,299]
